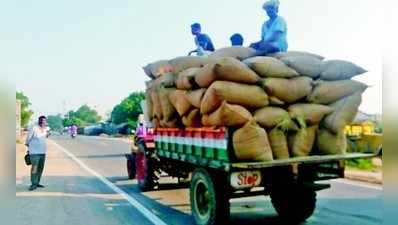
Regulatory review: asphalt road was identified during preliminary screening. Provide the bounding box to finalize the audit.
[17,135,382,225]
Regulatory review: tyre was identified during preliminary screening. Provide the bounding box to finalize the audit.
[126,154,136,179]
[135,150,158,191]
[270,183,316,224]
[190,168,230,225]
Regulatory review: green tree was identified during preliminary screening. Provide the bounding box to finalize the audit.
[111,92,145,129]
[62,105,101,127]
[16,91,34,127]
[47,114,64,131]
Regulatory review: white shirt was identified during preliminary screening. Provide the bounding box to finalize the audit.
[25,125,48,154]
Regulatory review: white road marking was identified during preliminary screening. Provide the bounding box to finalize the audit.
[51,140,167,225]
[332,179,383,191]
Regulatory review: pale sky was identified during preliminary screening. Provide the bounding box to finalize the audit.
[2,0,382,119]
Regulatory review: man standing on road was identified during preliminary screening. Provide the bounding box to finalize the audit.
[250,0,288,55]
[188,23,215,56]
[25,116,50,191]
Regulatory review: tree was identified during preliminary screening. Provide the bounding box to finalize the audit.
[62,105,101,127]
[111,92,145,129]
[16,91,34,127]
[47,114,64,131]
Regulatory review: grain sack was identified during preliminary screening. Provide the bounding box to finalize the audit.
[194,62,217,88]
[176,68,200,89]
[143,60,173,78]
[151,118,160,128]
[160,118,179,128]
[209,46,256,60]
[269,96,285,105]
[145,89,154,120]
[288,103,333,125]
[254,106,297,131]
[270,51,325,60]
[324,92,362,133]
[214,57,260,84]
[169,90,191,116]
[169,56,212,73]
[289,125,318,157]
[316,129,347,155]
[281,56,323,78]
[201,81,269,114]
[202,101,252,127]
[243,56,299,78]
[182,109,201,127]
[158,87,177,121]
[320,60,367,80]
[261,77,313,103]
[233,121,273,161]
[186,88,206,108]
[154,72,176,87]
[268,127,289,160]
[307,80,368,104]
[151,87,162,119]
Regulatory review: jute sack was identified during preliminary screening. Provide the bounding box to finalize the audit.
[209,46,256,60]
[186,88,206,108]
[320,60,367,80]
[233,120,273,162]
[213,57,261,84]
[270,51,325,60]
[269,96,285,105]
[195,57,260,87]
[160,118,179,128]
[151,87,163,119]
[169,56,213,74]
[288,103,333,125]
[145,89,154,120]
[261,77,313,103]
[243,56,299,78]
[289,125,318,157]
[268,127,290,160]
[194,62,217,88]
[143,60,173,78]
[154,72,176,88]
[307,80,368,104]
[176,68,200,89]
[169,90,192,116]
[201,81,269,114]
[324,92,362,133]
[182,109,202,127]
[254,106,297,131]
[158,87,177,122]
[281,56,323,78]
[316,128,347,155]
[202,101,253,127]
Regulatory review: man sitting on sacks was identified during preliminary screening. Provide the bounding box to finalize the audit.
[250,0,288,55]
[188,23,215,56]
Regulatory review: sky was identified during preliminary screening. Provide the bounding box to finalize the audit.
[2,0,382,120]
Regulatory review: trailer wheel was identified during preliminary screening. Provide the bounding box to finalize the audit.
[190,168,229,225]
[270,184,316,224]
[135,150,158,191]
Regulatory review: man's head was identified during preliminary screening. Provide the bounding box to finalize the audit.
[191,23,201,35]
[230,33,244,46]
[38,116,47,127]
[263,0,279,18]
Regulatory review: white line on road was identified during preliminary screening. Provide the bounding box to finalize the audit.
[332,179,383,191]
[51,140,167,225]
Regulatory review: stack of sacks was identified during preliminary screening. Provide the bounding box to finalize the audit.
[144,48,368,162]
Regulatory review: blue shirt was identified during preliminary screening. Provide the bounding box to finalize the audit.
[261,16,288,52]
[195,34,215,52]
